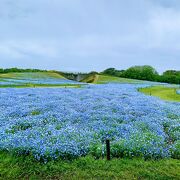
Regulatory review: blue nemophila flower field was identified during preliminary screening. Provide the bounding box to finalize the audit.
[0,84,179,161]
[0,77,81,85]
[0,72,85,86]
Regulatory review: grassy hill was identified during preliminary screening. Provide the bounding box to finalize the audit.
[0,72,82,88]
[0,72,179,102]
[82,74,156,84]
[82,74,180,102]
[139,86,180,102]
[0,72,65,79]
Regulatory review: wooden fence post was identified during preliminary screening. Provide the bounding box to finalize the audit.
[106,139,111,160]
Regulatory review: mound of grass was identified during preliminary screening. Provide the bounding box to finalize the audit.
[0,84,82,88]
[97,75,143,84]
[139,86,180,102]
[82,74,154,84]
[0,151,179,179]
[0,72,84,88]
[0,72,65,79]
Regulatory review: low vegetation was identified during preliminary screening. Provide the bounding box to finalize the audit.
[0,72,84,88]
[139,86,180,102]
[0,72,64,79]
[0,152,179,179]
[82,74,149,84]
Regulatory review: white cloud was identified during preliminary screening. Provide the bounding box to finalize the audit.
[147,6,180,49]
[0,44,24,59]
[0,40,59,58]
[0,0,179,72]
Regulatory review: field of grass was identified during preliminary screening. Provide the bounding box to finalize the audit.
[0,72,65,79]
[0,72,84,88]
[139,86,180,102]
[82,74,160,84]
[0,84,82,88]
[96,75,141,84]
[0,151,179,179]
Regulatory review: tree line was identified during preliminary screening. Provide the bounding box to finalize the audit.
[0,68,47,73]
[0,66,179,84]
[102,66,180,84]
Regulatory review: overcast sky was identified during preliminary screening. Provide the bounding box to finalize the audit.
[0,0,180,73]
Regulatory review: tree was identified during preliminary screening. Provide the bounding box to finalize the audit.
[163,70,180,77]
[102,68,125,77]
[102,68,116,75]
[0,68,4,73]
[123,65,158,81]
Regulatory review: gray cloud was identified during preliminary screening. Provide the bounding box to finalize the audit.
[0,0,179,73]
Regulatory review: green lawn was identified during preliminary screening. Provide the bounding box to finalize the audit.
[0,151,179,179]
[0,84,82,88]
[0,72,84,88]
[139,86,180,102]
[97,75,140,84]
[0,72,65,79]
[82,74,148,84]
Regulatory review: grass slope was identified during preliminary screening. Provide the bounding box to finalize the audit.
[139,86,180,102]
[83,74,180,102]
[0,72,83,88]
[0,152,179,179]
[0,84,81,88]
[82,74,154,84]
[0,72,65,79]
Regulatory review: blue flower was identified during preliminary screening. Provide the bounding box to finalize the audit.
[0,84,179,161]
